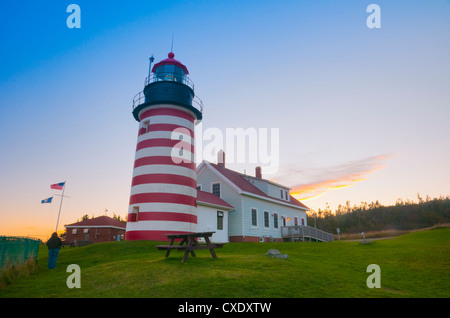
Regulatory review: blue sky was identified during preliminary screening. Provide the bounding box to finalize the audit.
[1,1,449,237]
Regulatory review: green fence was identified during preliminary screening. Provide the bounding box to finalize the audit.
[0,236,41,268]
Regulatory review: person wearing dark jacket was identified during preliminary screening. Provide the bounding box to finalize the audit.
[46,232,62,269]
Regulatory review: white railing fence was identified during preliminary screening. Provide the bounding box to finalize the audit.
[281,225,334,242]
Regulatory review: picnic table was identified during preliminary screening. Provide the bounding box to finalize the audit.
[156,231,224,262]
[61,241,75,248]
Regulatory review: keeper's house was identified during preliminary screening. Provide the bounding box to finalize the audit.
[197,159,309,243]
[64,216,126,245]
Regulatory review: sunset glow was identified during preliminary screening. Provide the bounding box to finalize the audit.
[276,155,393,205]
[291,181,356,202]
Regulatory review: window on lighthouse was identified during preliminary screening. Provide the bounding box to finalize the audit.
[155,64,186,83]
[173,67,184,83]
[139,121,150,136]
[132,206,139,222]
[164,65,175,81]
[143,120,150,133]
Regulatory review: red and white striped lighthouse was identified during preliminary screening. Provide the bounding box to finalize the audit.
[125,52,203,241]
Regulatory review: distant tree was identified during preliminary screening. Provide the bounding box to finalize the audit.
[112,213,125,223]
[77,214,90,222]
[312,195,450,234]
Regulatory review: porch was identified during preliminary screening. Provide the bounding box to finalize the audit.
[281,225,334,242]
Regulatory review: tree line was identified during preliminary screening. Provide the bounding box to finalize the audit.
[308,194,450,234]
[77,212,125,223]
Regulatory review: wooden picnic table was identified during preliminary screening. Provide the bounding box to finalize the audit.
[61,241,75,248]
[156,231,224,262]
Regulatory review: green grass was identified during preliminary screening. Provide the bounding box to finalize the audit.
[1,228,449,298]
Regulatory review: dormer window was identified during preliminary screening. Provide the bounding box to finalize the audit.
[212,182,221,197]
[280,189,289,201]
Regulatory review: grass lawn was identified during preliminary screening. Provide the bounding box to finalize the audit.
[1,228,449,298]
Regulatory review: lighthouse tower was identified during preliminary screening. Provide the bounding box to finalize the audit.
[125,52,202,241]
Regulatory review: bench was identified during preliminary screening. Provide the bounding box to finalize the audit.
[156,245,188,250]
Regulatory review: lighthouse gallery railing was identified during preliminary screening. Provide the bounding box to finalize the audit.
[132,73,203,114]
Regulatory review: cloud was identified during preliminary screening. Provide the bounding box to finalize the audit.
[274,154,395,201]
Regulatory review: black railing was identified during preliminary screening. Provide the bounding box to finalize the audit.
[132,91,145,109]
[192,95,204,114]
[145,72,195,91]
[132,72,203,114]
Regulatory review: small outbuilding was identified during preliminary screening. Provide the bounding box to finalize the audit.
[196,190,234,243]
[64,215,126,245]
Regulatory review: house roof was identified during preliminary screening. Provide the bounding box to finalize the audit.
[197,190,234,210]
[205,162,309,210]
[65,216,126,229]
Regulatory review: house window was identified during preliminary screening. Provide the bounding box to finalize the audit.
[197,184,202,191]
[273,213,278,229]
[301,218,305,226]
[280,189,283,199]
[294,217,298,226]
[83,229,89,234]
[72,229,77,235]
[285,190,289,201]
[251,208,257,227]
[264,211,270,228]
[212,182,221,197]
[217,211,224,230]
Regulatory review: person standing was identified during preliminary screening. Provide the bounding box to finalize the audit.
[46,232,62,269]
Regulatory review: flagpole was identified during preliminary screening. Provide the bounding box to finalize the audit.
[55,181,66,233]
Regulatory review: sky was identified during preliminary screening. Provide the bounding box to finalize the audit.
[0,0,449,239]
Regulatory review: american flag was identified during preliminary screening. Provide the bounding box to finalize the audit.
[50,182,65,190]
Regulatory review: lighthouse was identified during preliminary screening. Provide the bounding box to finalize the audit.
[125,52,203,241]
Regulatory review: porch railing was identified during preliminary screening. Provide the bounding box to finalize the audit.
[281,225,334,242]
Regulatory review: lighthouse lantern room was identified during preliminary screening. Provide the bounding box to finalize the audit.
[126,52,202,241]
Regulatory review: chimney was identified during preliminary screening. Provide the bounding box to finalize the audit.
[218,150,225,167]
[255,166,262,179]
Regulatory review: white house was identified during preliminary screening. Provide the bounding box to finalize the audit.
[196,158,309,242]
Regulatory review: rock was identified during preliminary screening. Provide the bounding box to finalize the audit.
[265,249,281,255]
[265,249,288,259]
